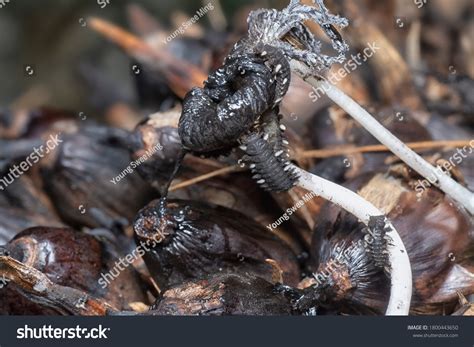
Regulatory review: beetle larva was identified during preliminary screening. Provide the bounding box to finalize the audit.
[363,215,392,273]
[242,131,299,192]
[240,107,299,192]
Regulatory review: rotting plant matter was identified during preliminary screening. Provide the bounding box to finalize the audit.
[176,0,413,315]
[1,0,472,318]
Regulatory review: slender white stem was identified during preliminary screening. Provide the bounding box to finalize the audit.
[320,80,474,214]
[294,166,412,315]
[291,60,474,214]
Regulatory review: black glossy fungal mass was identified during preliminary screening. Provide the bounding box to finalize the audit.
[133,199,300,290]
[179,54,276,156]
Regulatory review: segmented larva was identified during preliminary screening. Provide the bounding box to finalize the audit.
[363,216,392,273]
[242,132,299,192]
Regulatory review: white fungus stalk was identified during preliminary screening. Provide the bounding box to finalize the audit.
[236,0,414,315]
[294,166,412,315]
[291,60,474,214]
[318,79,474,214]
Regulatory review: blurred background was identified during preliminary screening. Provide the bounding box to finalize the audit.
[0,0,472,123]
[0,0,285,115]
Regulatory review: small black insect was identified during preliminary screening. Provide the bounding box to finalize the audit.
[363,215,392,274]
[243,145,298,191]
[241,133,298,192]
[238,106,299,191]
